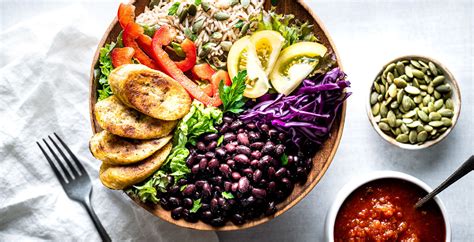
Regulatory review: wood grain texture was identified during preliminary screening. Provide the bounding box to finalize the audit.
[89,0,346,230]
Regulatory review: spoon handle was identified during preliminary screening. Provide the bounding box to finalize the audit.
[415,155,474,208]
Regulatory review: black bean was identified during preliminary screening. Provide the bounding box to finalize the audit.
[225,143,236,153]
[267,166,276,180]
[262,141,275,154]
[177,178,188,186]
[252,188,267,199]
[210,217,226,227]
[219,164,231,176]
[210,198,219,212]
[250,141,264,150]
[208,158,219,169]
[236,133,250,145]
[248,132,261,142]
[218,197,226,206]
[160,197,172,210]
[242,168,253,177]
[211,176,223,185]
[238,177,250,193]
[247,196,256,205]
[195,154,205,160]
[213,186,222,193]
[196,141,206,152]
[169,185,180,195]
[205,152,215,159]
[230,120,243,129]
[182,184,196,196]
[186,155,195,168]
[220,123,230,133]
[183,198,193,208]
[265,202,277,216]
[207,141,217,150]
[226,159,236,169]
[169,197,181,208]
[275,144,285,156]
[260,124,269,132]
[267,181,276,193]
[251,150,262,160]
[253,169,262,183]
[191,164,200,174]
[204,133,219,141]
[281,178,293,191]
[234,154,250,165]
[171,207,183,220]
[224,181,232,191]
[236,145,251,155]
[275,167,287,178]
[201,210,213,221]
[246,123,256,130]
[238,128,245,133]
[287,155,294,166]
[223,116,233,123]
[231,182,238,192]
[268,129,278,139]
[202,183,211,197]
[215,148,226,157]
[223,133,236,142]
[231,214,245,225]
[183,209,198,222]
[278,132,286,142]
[199,158,208,170]
[306,158,313,170]
[259,179,268,188]
[195,180,205,188]
[231,172,241,181]
[250,159,259,168]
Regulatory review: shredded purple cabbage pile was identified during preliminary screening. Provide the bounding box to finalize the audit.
[240,67,351,149]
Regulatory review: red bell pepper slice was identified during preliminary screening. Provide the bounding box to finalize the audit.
[153,25,175,46]
[174,39,197,72]
[136,34,155,58]
[151,27,221,107]
[123,22,158,70]
[192,63,216,81]
[111,47,135,68]
[118,3,135,29]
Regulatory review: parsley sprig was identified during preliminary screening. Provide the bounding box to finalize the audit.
[219,70,248,114]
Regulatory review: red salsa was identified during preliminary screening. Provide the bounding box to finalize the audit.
[334,178,446,242]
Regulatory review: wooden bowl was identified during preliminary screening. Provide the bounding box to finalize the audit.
[89,0,346,230]
[367,55,461,150]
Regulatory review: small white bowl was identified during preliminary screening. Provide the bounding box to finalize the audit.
[367,55,461,150]
[324,171,451,241]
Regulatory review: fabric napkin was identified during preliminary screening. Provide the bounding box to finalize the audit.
[0,5,218,242]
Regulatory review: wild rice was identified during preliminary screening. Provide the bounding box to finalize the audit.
[136,0,264,68]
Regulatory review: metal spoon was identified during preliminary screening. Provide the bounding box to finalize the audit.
[415,155,474,208]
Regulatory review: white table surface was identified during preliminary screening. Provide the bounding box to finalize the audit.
[2,0,473,241]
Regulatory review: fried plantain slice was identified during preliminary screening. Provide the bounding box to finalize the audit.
[109,64,191,121]
[89,130,172,165]
[99,142,172,190]
[94,95,177,139]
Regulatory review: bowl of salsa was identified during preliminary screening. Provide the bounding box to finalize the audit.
[325,171,451,241]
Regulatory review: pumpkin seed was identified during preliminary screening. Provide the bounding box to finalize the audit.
[412,69,425,79]
[441,117,452,127]
[240,23,250,35]
[395,119,403,127]
[416,125,425,133]
[434,90,442,99]
[434,99,444,110]
[428,102,435,113]
[409,130,418,144]
[178,8,189,23]
[397,90,404,104]
[390,101,399,109]
[394,78,407,88]
[388,84,397,97]
[374,82,381,93]
[431,129,438,136]
[417,110,429,122]
[396,134,409,143]
[429,62,438,75]
[385,63,396,74]
[435,84,451,93]
[410,60,422,69]
[396,62,405,74]
[424,125,434,132]
[427,83,434,94]
[440,127,448,133]
[387,72,394,84]
[402,118,413,124]
[211,32,223,39]
[413,95,422,104]
[401,124,409,134]
[214,12,230,20]
[445,98,454,110]
[187,4,197,16]
[387,111,397,127]
[429,121,444,127]
[417,131,428,142]
[402,96,412,110]
[405,66,413,78]
[419,60,429,68]
[419,84,428,91]
[406,120,422,128]
[424,75,432,83]
[405,86,421,95]
[380,102,388,117]
[378,122,391,131]
[201,1,211,11]
[432,76,445,86]
[429,112,442,121]
[437,109,454,118]
[377,94,383,102]
[403,110,417,118]
[220,41,232,51]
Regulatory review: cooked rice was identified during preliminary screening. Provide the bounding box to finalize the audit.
[136,0,264,68]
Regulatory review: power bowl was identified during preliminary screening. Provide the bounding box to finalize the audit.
[325,171,451,241]
[89,0,347,231]
[367,55,461,150]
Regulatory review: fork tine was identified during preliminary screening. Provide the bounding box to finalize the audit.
[54,133,87,176]
[42,138,73,183]
[37,141,67,186]
[48,135,80,178]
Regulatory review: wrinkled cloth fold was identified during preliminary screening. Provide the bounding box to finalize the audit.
[0,5,218,242]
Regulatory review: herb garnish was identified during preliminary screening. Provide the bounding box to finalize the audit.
[168,2,180,16]
[97,42,116,101]
[219,70,248,114]
[126,170,170,203]
[281,153,289,166]
[190,199,202,213]
[221,192,235,199]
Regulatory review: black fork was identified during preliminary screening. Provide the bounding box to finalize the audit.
[37,133,111,242]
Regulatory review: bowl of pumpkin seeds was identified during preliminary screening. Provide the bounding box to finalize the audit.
[367,55,461,149]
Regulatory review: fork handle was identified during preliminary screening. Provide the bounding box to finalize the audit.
[82,193,111,242]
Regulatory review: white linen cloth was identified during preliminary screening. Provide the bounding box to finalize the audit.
[0,5,218,242]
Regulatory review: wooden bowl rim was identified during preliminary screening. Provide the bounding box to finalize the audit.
[366,55,462,150]
[88,0,347,231]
